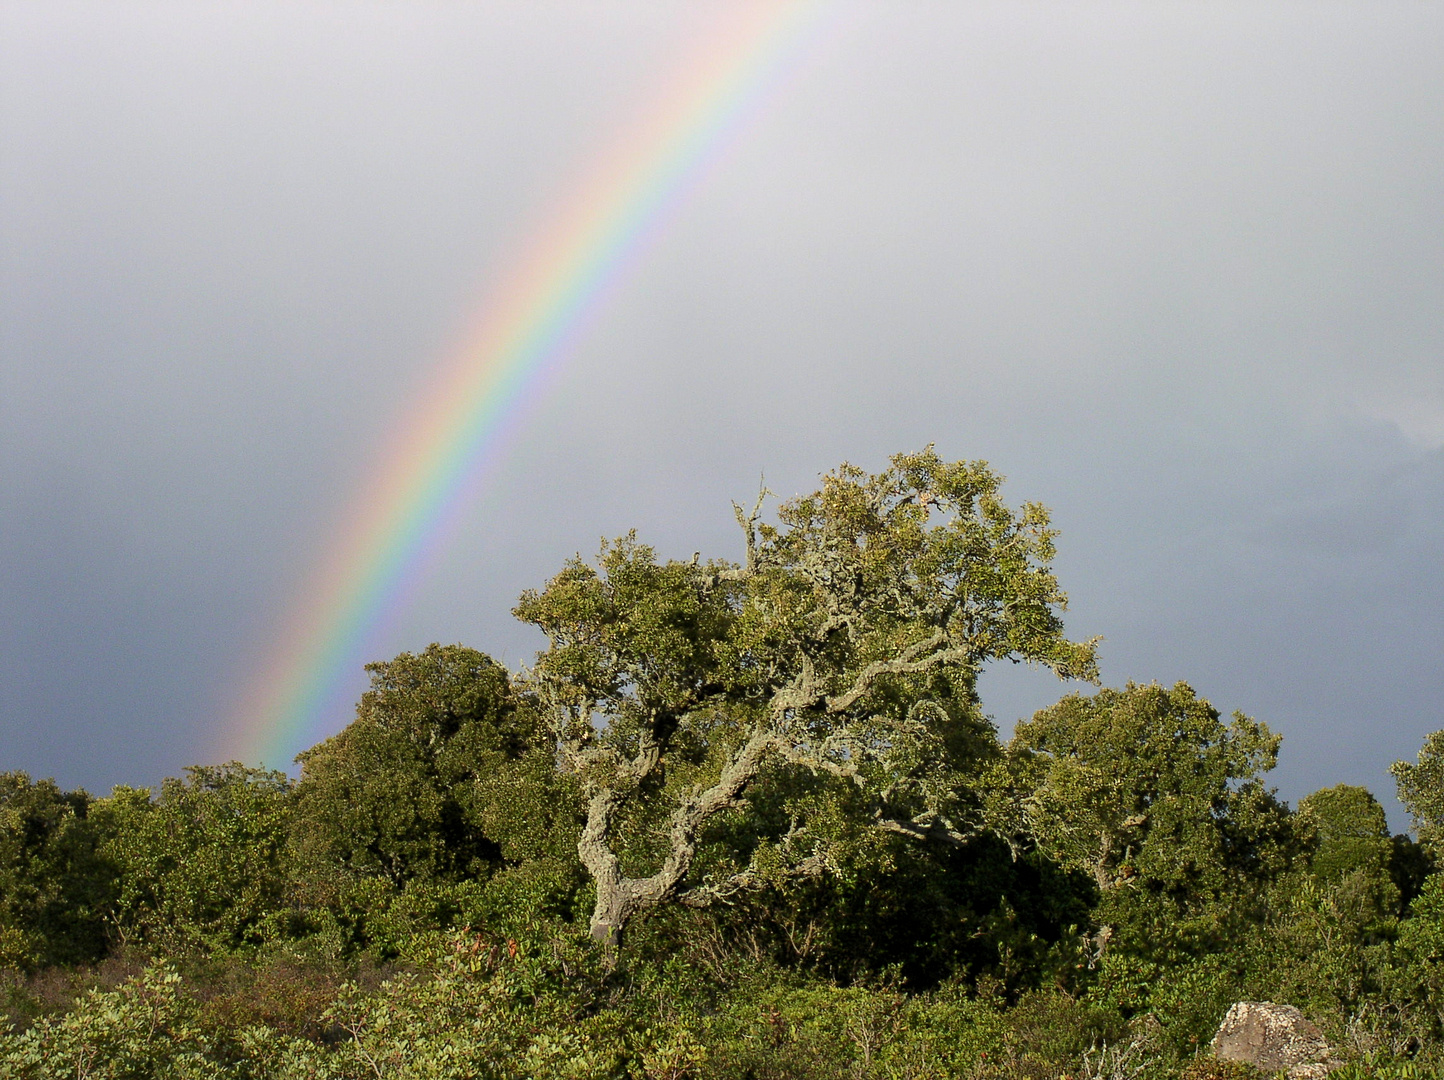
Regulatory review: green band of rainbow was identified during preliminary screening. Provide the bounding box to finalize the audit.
[229,0,835,767]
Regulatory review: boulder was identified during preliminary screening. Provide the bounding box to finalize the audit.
[1286,1066,1338,1080]
[1211,1002,1338,1077]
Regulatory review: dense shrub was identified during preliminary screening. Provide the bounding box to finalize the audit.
[0,773,114,970]
[6,645,1444,1075]
[95,765,294,956]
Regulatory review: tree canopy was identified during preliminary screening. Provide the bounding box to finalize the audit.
[992,682,1296,963]
[1392,731,1444,857]
[293,645,529,887]
[0,773,112,969]
[514,449,1098,943]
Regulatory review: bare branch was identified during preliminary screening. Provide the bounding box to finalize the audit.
[731,481,769,573]
[873,814,975,849]
[825,632,969,713]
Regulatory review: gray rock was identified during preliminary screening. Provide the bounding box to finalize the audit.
[1286,1065,1339,1080]
[1212,1001,1336,1075]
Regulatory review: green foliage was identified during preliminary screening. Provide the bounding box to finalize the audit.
[692,976,1007,1079]
[1385,872,1444,1038]
[1233,785,1405,1025]
[997,682,1297,964]
[302,929,633,1080]
[1247,880,1393,1030]
[0,963,217,1080]
[283,645,583,959]
[1299,785,1399,915]
[0,930,630,1079]
[517,449,1099,941]
[0,774,114,970]
[96,764,294,956]
[645,831,1094,992]
[1391,730,1444,857]
[1328,1065,1438,1080]
[1387,833,1434,913]
[1087,951,1243,1056]
[293,645,558,887]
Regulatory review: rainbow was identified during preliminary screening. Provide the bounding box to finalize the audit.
[229,0,836,768]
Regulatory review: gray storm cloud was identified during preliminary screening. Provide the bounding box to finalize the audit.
[2,2,1441,824]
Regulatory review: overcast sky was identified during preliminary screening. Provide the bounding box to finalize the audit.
[3,2,1442,826]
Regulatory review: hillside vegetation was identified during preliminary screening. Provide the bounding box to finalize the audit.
[3,451,1442,1080]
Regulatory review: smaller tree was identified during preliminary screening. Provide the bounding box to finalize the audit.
[1389,872,1444,1036]
[993,682,1296,962]
[1255,786,1400,1019]
[290,644,580,951]
[1391,730,1444,857]
[0,773,114,969]
[293,645,530,888]
[96,764,293,955]
[1298,784,1398,916]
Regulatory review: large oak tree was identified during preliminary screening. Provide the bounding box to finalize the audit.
[515,449,1097,944]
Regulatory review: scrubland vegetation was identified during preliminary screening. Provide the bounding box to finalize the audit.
[4,451,1443,1079]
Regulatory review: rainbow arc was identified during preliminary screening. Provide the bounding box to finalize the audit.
[231,1,834,767]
